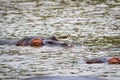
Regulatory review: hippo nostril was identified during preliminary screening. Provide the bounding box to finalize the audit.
[61,43,68,47]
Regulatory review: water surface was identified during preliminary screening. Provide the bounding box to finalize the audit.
[0,0,120,80]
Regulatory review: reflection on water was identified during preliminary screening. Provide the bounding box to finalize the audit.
[0,0,120,80]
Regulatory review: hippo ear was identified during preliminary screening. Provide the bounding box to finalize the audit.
[108,57,120,64]
[30,38,43,47]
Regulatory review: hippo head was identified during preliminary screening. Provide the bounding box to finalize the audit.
[17,36,69,48]
[42,40,68,47]
[86,57,108,64]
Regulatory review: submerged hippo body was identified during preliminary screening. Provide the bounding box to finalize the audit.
[0,36,68,47]
[21,76,105,80]
[86,57,120,64]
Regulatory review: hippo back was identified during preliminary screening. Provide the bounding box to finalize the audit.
[0,39,18,45]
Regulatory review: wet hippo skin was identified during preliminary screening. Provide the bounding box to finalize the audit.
[21,76,106,80]
[0,36,68,47]
[86,57,120,64]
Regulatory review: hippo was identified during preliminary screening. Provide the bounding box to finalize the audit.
[86,57,120,64]
[21,76,106,80]
[0,36,69,47]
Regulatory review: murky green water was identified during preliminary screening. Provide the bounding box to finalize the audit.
[0,0,120,80]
